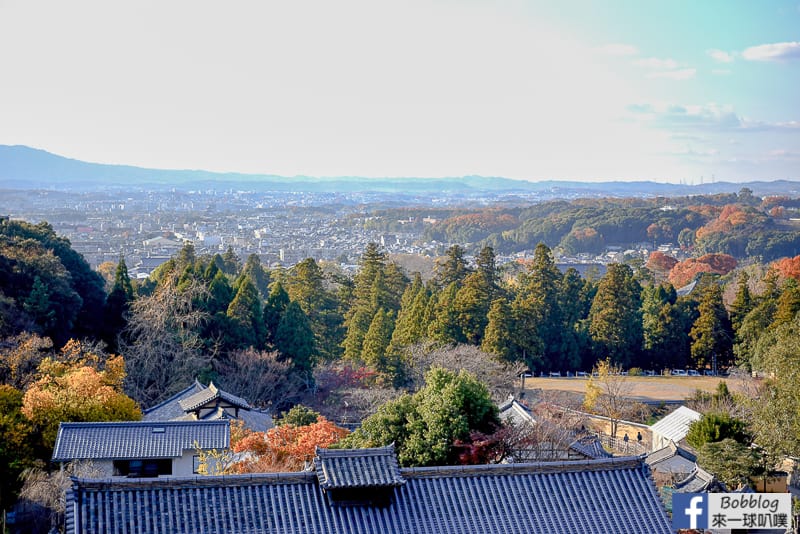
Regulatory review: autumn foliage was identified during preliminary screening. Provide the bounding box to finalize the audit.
[21,340,142,449]
[231,417,349,473]
[668,254,738,288]
[695,204,760,240]
[772,256,800,281]
[646,251,679,274]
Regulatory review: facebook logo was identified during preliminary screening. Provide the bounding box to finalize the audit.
[673,493,708,529]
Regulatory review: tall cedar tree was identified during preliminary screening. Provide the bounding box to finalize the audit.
[388,274,428,353]
[434,245,471,288]
[226,279,266,349]
[102,257,135,351]
[360,308,396,377]
[274,301,315,377]
[689,281,733,368]
[427,282,465,344]
[481,297,515,361]
[263,281,290,348]
[513,244,563,371]
[342,244,387,361]
[729,271,753,334]
[588,263,643,368]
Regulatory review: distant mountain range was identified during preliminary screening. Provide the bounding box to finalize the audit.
[2,144,800,197]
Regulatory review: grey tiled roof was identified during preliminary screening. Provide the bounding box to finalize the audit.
[498,398,535,427]
[646,441,697,476]
[673,465,727,493]
[178,381,251,412]
[52,420,230,462]
[568,435,613,459]
[142,381,206,421]
[66,454,671,534]
[315,445,405,489]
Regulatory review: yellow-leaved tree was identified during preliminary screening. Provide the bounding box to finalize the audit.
[21,339,141,451]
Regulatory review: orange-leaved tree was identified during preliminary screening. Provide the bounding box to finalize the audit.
[232,417,349,473]
[21,340,141,451]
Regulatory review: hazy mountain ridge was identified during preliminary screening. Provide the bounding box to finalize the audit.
[2,144,799,196]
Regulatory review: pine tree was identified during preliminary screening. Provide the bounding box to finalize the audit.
[221,246,240,275]
[240,254,270,299]
[773,278,800,328]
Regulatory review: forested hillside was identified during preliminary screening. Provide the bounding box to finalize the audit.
[361,190,800,260]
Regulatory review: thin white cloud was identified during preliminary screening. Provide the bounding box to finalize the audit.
[633,57,679,69]
[742,41,800,61]
[647,68,696,80]
[707,49,735,63]
[712,69,731,76]
[596,43,639,56]
[628,102,800,133]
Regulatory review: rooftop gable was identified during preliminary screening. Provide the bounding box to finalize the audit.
[178,381,251,412]
[141,380,207,421]
[52,420,229,462]
[315,445,405,489]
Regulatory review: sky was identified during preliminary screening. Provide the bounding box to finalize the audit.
[0,0,798,183]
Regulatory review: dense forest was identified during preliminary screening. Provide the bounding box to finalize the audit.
[3,190,800,514]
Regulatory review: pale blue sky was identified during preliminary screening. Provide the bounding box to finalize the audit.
[0,0,798,182]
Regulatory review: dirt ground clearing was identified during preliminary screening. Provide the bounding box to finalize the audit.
[522,375,753,403]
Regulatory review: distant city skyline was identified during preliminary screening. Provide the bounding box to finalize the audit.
[1,0,798,183]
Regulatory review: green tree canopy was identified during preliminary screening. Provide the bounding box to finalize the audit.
[337,367,499,467]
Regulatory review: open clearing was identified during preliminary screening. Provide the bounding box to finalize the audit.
[522,375,752,403]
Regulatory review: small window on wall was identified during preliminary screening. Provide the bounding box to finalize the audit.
[193,455,201,474]
[113,459,172,478]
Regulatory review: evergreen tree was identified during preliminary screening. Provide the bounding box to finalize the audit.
[274,301,315,377]
[221,246,240,275]
[263,281,290,347]
[207,270,234,315]
[428,282,465,344]
[559,268,589,371]
[513,243,563,371]
[454,270,492,345]
[729,271,753,334]
[360,308,396,376]
[481,297,515,361]
[689,282,733,369]
[388,275,429,351]
[285,258,344,361]
[773,278,800,327]
[226,279,266,349]
[588,263,643,368]
[103,258,135,350]
[434,245,470,288]
[240,254,270,299]
[23,275,56,335]
[176,243,196,270]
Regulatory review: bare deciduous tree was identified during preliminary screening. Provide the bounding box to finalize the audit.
[120,275,211,406]
[16,461,104,533]
[582,358,634,439]
[217,348,305,410]
[401,342,516,402]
